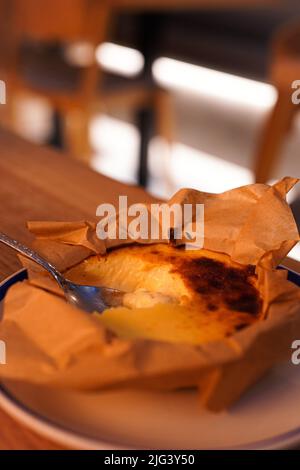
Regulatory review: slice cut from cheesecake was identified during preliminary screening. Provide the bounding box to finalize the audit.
[65,243,261,345]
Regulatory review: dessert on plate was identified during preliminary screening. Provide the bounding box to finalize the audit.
[0,177,299,411]
[66,244,261,345]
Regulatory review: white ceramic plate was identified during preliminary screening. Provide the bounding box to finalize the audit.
[1,269,300,450]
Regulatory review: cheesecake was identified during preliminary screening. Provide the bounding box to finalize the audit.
[65,243,262,345]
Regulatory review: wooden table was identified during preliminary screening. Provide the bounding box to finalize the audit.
[0,127,156,449]
[0,128,298,449]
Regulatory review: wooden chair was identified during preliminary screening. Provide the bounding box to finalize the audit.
[254,21,300,183]
[0,0,173,186]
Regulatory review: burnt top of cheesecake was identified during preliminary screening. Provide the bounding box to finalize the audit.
[148,246,261,317]
[171,257,260,316]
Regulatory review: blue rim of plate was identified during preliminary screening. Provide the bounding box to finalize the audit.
[0,266,300,450]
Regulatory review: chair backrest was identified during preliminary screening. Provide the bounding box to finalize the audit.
[272,21,300,58]
[2,0,112,103]
[11,0,104,43]
[270,20,300,87]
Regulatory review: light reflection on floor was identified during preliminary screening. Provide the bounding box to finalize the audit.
[89,112,299,261]
[90,114,140,186]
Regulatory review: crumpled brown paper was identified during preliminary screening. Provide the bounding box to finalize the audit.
[0,177,300,411]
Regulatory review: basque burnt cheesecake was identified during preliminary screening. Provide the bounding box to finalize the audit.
[65,244,262,345]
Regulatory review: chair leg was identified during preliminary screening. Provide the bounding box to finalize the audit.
[62,107,91,164]
[153,88,175,193]
[47,109,64,149]
[254,88,296,183]
[137,106,153,187]
[154,88,173,144]
[0,92,17,130]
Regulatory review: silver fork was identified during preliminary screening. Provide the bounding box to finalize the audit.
[0,232,124,313]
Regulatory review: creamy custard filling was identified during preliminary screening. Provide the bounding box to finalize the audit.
[123,290,176,309]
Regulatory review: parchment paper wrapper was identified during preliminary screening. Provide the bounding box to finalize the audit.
[1,177,300,411]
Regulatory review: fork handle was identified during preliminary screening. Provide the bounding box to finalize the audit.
[0,231,65,288]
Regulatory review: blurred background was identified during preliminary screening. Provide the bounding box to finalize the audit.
[0,0,299,260]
